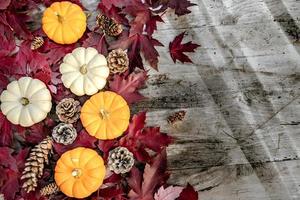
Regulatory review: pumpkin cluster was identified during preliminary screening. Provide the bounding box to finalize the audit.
[0,0,200,199]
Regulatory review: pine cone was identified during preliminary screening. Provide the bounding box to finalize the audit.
[40,182,60,196]
[108,147,135,174]
[96,14,123,37]
[107,49,129,74]
[21,136,53,193]
[52,123,77,145]
[31,36,44,50]
[56,98,81,124]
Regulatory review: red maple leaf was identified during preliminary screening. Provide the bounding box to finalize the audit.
[168,0,196,16]
[1,169,19,200]
[119,112,173,162]
[169,32,200,63]
[82,32,108,56]
[0,112,13,147]
[0,0,11,10]
[53,130,97,155]
[178,184,199,200]
[110,34,163,70]
[128,150,168,200]
[41,39,76,65]
[109,70,148,104]
[12,43,52,84]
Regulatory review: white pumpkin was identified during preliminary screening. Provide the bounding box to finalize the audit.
[0,77,52,127]
[60,47,110,96]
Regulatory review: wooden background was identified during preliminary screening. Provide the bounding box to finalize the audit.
[132,0,300,199]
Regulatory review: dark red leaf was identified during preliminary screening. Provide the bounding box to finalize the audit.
[168,0,196,16]
[128,167,142,195]
[0,0,11,10]
[109,70,147,104]
[53,130,97,155]
[128,150,168,200]
[0,112,13,147]
[110,34,162,70]
[0,73,9,93]
[83,32,108,56]
[14,148,29,171]
[97,140,118,160]
[1,169,19,200]
[128,111,146,135]
[169,32,200,63]
[41,39,75,65]
[178,184,199,200]
[0,147,17,171]
[139,127,173,152]
[25,122,50,144]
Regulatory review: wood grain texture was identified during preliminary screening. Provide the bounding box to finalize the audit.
[132,0,300,199]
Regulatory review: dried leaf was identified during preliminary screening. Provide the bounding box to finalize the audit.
[169,32,200,63]
[168,0,196,16]
[178,184,199,200]
[109,70,147,104]
[154,186,183,200]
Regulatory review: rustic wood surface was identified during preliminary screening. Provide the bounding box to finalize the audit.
[131,0,300,199]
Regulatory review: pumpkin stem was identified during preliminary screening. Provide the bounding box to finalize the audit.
[80,65,88,74]
[20,97,29,106]
[55,13,64,23]
[99,109,109,120]
[71,169,82,178]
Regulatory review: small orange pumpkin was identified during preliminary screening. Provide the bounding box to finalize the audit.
[54,147,105,198]
[80,91,130,140]
[42,1,86,44]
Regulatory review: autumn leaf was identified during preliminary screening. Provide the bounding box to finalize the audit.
[168,0,196,16]
[178,184,199,200]
[109,70,148,104]
[1,169,19,200]
[169,32,200,63]
[128,150,168,200]
[119,112,172,162]
[110,34,163,70]
[0,112,13,147]
[154,186,183,200]
[53,130,97,155]
[82,32,108,55]
[0,0,11,10]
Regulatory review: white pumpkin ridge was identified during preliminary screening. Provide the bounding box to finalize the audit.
[60,47,109,96]
[0,77,52,127]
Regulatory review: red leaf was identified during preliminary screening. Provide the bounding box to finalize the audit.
[154,186,183,200]
[178,184,199,200]
[128,150,168,200]
[0,73,9,93]
[97,140,118,159]
[13,43,52,84]
[119,112,172,163]
[53,130,97,155]
[0,0,11,10]
[168,0,196,16]
[109,70,147,104]
[0,112,13,147]
[169,32,200,63]
[41,39,75,65]
[128,111,146,135]
[83,32,108,55]
[25,122,51,144]
[0,147,17,171]
[14,148,29,171]
[0,28,16,58]
[139,127,173,152]
[110,34,163,70]
[1,169,19,200]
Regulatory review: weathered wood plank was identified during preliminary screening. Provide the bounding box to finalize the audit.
[133,0,300,199]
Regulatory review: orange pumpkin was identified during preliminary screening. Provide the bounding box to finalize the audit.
[42,1,86,44]
[54,147,105,198]
[80,91,130,140]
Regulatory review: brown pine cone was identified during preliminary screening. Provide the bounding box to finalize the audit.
[56,98,81,124]
[96,14,123,37]
[108,147,135,174]
[107,49,129,74]
[52,123,77,145]
[40,182,60,196]
[31,36,44,50]
[21,136,53,193]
